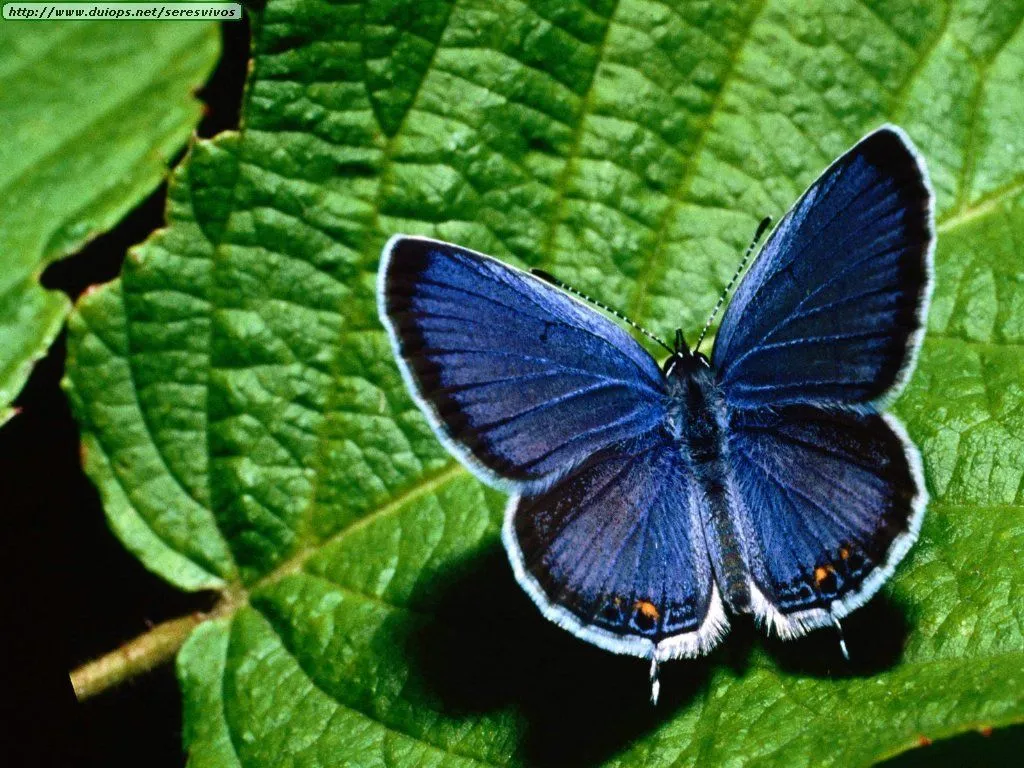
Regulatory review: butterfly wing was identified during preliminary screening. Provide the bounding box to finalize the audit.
[725,406,925,636]
[504,430,727,660]
[711,126,933,635]
[712,126,933,410]
[381,238,721,661]
[379,236,668,493]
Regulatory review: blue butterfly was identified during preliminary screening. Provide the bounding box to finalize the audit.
[378,125,933,703]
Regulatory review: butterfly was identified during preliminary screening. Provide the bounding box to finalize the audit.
[378,125,933,704]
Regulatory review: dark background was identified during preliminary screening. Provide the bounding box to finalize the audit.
[0,16,1019,768]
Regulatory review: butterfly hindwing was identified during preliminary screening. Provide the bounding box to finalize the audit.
[725,405,925,636]
[712,126,933,410]
[505,431,727,660]
[379,237,668,492]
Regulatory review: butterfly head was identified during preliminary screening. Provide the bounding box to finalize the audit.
[662,328,711,378]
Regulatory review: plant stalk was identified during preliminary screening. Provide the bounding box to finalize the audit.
[70,614,205,701]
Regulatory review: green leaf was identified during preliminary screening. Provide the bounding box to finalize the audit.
[66,0,1024,764]
[0,19,219,422]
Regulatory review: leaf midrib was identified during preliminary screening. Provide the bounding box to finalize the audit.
[255,462,467,592]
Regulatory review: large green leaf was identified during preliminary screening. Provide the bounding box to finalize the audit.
[0,19,219,422]
[66,0,1024,764]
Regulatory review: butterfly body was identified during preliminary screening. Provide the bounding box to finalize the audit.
[379,125,934,685]
[662,348,753,614]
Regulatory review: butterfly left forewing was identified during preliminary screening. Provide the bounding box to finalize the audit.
[379,236,669,494]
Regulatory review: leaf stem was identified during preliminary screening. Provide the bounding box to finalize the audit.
[70,614,204,701]
[70,590,242,701]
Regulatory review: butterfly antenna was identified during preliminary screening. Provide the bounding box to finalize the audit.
[694,215,773,353]
[531,269,674,354]
[650,658,661,706]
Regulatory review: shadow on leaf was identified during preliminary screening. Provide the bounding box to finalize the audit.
[765,594,910,678]
[407,542,910,765]
[407,544,725,766]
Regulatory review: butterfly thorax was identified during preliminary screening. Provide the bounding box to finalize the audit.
[663,350,752,613]
[662,352,721,460]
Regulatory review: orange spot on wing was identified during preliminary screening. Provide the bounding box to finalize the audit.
[839,547,850,560]
[814,564,835,585]
[635,600,660,620]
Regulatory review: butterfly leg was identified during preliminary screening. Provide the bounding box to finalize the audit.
[649,658,661,706]
[832,614,849,660]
